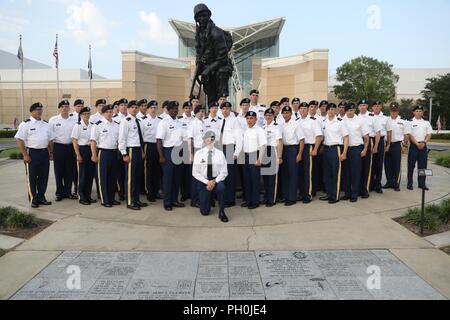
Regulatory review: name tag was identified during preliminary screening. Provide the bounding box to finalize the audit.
[30,128,36,131]
[102,130,108,133]
[56,124,62,127]
[83,128,88,131]
[169,126,175,130]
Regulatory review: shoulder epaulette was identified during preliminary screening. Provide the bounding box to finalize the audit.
[24,119,31,123]
[261,105,266,108]
[157,116,163,120]
[77,121,81,125]
[142,116,147,120]
[369,113,374,117]
[126,117,131,121]
[43,120,48,123]
[177,116,183,119]
[338,118,343,121]
[90,122,94,125]
[218,117,222,120]
[273,123,278,126]
[69,113,74,117]
[114,121,120,125]
[96,120,102,125]
[113,114,118,118]
[310,117,316,120]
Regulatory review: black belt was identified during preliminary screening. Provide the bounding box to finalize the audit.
[54,142,71,146]
[27,147,47,151]
[98,148,117,151]
[324,145,340,148]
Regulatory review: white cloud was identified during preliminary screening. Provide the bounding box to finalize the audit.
[139,11,177,45]
[0,13,30,51]
[65,0,110,46]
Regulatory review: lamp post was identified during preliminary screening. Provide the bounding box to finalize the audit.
[429,92,436,127]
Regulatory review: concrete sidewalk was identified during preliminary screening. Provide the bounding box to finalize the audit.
[0,158,449,299]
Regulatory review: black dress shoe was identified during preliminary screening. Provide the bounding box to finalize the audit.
[375,189,383,194]
[172,202,185,208]
[319,196,329,201]
[340,196,350,201]
[180,196,188,202]
[266,202,275,207]
[248,204,259,210]
[112,201,121,206]
[302,199,312,204]
[211,200,216,208]
[156,193,163,199]
[407,185,413,190]
[55,196,63,202]
[191,203,200,208]
[79,200,91,205]
[241,202,249,208]
[277,198,286,203]
[39,200,52,206]
[89,199,97,204]
[164,206,173,212]
[382,184,393,189]
[328,199,339,204]
[225,202,236,208]
[219,213,229,223]
[31,203,39,208]
[137,201,148,207]
[69,194,78,200]
[127,205,141,211]
[102,203,112,208]
[147,195,156,202]
[350,198,358,203]
[361,193,370,199]
[284,201,296,206]
[394,187,401,192]
[119,196,125,201]
[420,186,429,191]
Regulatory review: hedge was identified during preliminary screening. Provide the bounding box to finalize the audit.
[0,130,17,138]
[432,133,450,140]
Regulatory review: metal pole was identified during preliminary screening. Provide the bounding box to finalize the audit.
[56,34,60,110]
[20,35,24,121]
[420,187,425,235]
[89,45,92,107]
[429,97,433,127]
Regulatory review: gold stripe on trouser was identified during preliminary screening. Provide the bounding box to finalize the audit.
[97,150,104,204]
[308,145,313,197]
[397,148,402,185]
[273,148,278,204]
[336,147,342,201]
[144,144,148,194]
[25,163,33,203]
[77,160,80,200]
[127,148,132,206]
[367,139,373,192]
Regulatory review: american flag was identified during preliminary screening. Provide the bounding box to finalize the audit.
[53,35,59,68]
[437,115,442,133]
[88,45,92,80]
[17,35,24,64]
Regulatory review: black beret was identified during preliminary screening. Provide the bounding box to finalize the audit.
[245,111,257,118]
[167,101,179,110]
[358,99,369,105]
[113,101,119,107]
[194,105,205,114]
[326,103,337,111]
[127,100,138,108]
[58,99,70,108]
[280,97,290,104]
[413,105,424,111]
[183,101,193,108]
[390,102,400,111]
[29,102,43,112]
[264,108,275,116]
[240,98,250,105]
[310,100,319,106]
[147,100,158,108]
[372,100,382,106]
[74,99,84,106]
[162,100,170,108]
[96,99,106,106]
[118,98,128,105]
[282,106,292,113]
[317,100,326,107]
[209,102,219,108]
[79,107,91,114]
[299,102,309,108]
[270,101,280,107]
[221,102,232,109]
[190,95,200,101]
[250,89,259,95]
[345,103,356,111]
[138,99,148,106]
[338,101,346,107]
[292,97,301,103]
[101,104,114,113]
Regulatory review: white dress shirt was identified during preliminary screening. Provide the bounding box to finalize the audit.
[15,117,53,149]
[405,118,433,142]
[156,116,184,148]
[90,118,120,150]
[388,116,407,143]
[180,114,195,141]
[358,112,382,138]
[89,112,103,125]
[243,125,267,153]
[49,114,77,144]
[188,117,205,149]
[343,116,369,147]
[298,116,323,144]
[373,112,392,137]
[204,115,222,138]
[142,115,162,143]
[71,120,92,146]
[323,117,349,146]
[249,104,266,127]
[193,147,228,185]
[219,116,243,157]
[118,115,144,155]
[274,114,286,129]
[237,114,248,131]
[263,121,282,147]
[282,118,305,146]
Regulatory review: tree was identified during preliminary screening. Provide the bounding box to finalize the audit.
[421,73,450,129]
[398,98,415,119]
[334,56,399,104]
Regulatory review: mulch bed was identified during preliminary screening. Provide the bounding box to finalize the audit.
[0,218,53,240]
[441,246,450,255]
[393,217,450,237]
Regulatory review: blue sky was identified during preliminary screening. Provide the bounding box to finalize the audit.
[1,0,450,79]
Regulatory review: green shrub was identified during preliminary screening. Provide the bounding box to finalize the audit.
[432,133,450,140]
[8,151,23,160]
[0,206,37,229]
[405,207,440,231]
[435,156,450,168]
[0,130,17,138]
[439,199,450,224]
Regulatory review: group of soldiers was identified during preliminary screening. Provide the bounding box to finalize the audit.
[14,89,433,223]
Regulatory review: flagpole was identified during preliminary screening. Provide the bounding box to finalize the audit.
[89,45,92,107]
[55,34,60,109]
[19,35,25,121]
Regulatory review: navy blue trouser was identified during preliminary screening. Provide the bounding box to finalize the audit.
[370,136,385,191]
[243,152,261,207]
[198,181,225,216]
[385,141,402,189]
[97,149,118,205]
[26,148,50,204]
[263,146,277,205]
[162,147,182,208]
[222,144,237,205]
[299,144,315,201]
[180,142,191,199]
[125,147,143,206]
[53,143,75,198]
[360,138,373,196]
[191,148,201,206]
[77,145,95,202]
[323,145,342,202]
[282,145,299,203]
[144,142,161,198]
[407,144,428,188]
[116,151,125,199]
[344,145,363,199]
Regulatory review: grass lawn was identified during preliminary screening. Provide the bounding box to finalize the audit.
[429,150,450,159]
[0,138,15,142]
[0,147,20,159]
[430,139,450,143]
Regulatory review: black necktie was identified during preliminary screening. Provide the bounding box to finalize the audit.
[221,118,226,134]
[207,150,213,180]
[136,119,144,149]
